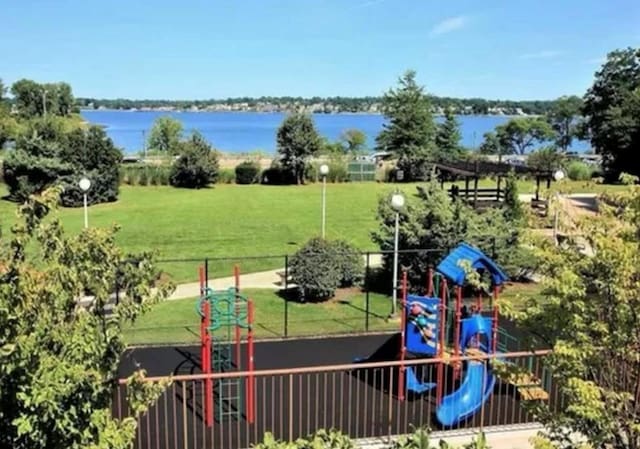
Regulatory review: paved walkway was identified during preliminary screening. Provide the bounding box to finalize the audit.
[170,253,383,300]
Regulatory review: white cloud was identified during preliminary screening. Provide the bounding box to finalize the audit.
[430,16,469,36]
[519,50,563,60]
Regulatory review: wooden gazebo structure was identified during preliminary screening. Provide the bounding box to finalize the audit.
[433,160,553,212]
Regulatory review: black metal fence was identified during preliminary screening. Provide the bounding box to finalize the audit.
[121,248,447,345]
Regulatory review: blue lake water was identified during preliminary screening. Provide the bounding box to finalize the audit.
[80,110,589,154]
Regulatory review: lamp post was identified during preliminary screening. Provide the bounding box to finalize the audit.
[390,193,405,317]
[79,177,91,229]
[552,169,565,244]
[320,164,329,238]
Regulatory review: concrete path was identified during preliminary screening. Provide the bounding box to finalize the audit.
[169,253,383,300]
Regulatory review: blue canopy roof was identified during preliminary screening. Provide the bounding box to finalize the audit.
[436,243,508,286]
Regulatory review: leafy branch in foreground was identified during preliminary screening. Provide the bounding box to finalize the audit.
[0,187,174,449]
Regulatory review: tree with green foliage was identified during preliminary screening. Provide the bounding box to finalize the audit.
[373,178,532,290]
[582,47,640,179]
[502,171,523,222]
[2,118,123,205]
[147,116,183,154]
[375,70,437,181]
[526,146,566,173]
[289,238,363,302]
[478,131,511,161]
[495,117,555,155]
[10,79,74,118]
[340,128,367,154]
[276,113,321,184]
[169,131,219,188]
[0,188,173,449]
[511,183,640,449]
[546,95,582,152]
[435,108,463,161]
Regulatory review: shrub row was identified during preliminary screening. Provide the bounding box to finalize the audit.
[117,160,353,187]
[120,165,171,186]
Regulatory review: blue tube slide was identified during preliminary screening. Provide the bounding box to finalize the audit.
[436,315,496,426]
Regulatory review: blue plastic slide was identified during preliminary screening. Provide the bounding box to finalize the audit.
[406,366,437,394]
[436,315,496,426]
[436,360,495,426]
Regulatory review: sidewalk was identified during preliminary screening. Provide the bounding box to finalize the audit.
[169,253,383,300]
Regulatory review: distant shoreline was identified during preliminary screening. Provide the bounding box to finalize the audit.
[81,108,533,118]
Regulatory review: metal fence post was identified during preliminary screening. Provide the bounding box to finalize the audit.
[284,255,289,338]
[365,252,370,332]
[204,258,209,289]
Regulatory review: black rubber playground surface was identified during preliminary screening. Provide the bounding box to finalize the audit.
[117,327,553,449]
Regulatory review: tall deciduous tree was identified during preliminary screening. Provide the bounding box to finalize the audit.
[276,113,321,184]
[147,116,183,154]
[495,117,555,155]
[340,128,367,154]
[512,183,640,449]
[10,79,74,118]
[582,47,640,179]
[0,189,172,449]
[2,118,123,205]
[546,96,582,152]
[479,131,511,161]
[375,70,436,181]
[435,108,463,160]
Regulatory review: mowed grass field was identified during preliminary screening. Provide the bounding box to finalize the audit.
[123,288,397,345]
[122,281,543,345]
[0,178,618,282]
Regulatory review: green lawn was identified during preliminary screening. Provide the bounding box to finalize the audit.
[0,179,623,282]
[122,281,544,345]
[123,288,397,345]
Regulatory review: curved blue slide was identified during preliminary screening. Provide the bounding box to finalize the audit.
[436,315,496,426]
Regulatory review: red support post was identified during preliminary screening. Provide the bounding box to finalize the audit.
[398,271,408,401]
[492,285,499,354]
[246,300,255,424]
[427,267,433,296]
[476,292,482,313]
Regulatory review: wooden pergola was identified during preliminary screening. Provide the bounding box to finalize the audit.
[433,160,553,210]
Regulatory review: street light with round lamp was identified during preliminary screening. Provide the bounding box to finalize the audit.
[79,177,91,229]
[320,164,329,238]
[552,169,565,244]
[390,192,405,317]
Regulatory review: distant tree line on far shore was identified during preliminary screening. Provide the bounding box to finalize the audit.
[74,95,558,116]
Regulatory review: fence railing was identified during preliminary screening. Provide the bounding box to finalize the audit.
[122,248,451,344]
[114,350,557,449]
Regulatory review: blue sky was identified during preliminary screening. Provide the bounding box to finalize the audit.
[2,0,638,100]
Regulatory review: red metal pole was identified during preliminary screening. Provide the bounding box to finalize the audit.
[427,267,433,296]
[247,300,255,424]
[492,285,499,354]
[398,271,408,401]
[476,292,482,312]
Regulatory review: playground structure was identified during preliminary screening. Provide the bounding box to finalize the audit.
[361,242,550,427]
[197,264,255,427]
